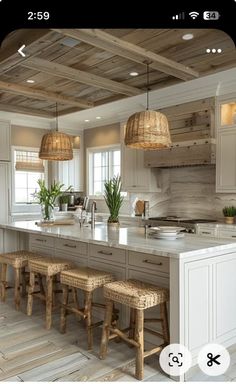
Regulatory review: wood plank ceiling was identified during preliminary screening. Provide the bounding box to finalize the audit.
[0,28,235,118]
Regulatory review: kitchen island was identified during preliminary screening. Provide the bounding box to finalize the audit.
[1,221,236,379]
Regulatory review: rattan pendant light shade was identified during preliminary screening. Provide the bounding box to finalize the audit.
[125,64,171,150]
[39,104,73,161]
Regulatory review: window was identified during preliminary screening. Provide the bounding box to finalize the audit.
[12,147,47,205]
[88,146,121,196]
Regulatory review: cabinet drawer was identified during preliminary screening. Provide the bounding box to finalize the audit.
[128,251,169,274]
[89,244,126,264]
[55,238,88,256]
[218,229,236,239]
[197,228,216,237]
[30,234,55,248]
[56,250,88,267]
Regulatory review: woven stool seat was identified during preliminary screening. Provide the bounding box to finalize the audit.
[28,257,71,276]
[60,267,114,292]
[0,250,41,268]
[27,257,73,330]
[103,279,169,310]
[0,250,45,310]
[100,279,169,380]
[60,267,116,350]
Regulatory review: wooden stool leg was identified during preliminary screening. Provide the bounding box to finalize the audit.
[99,299,113,359]
[21,267,27,297]
[27,271,35,316]
[46,275,53,330]
[60,284,69,334]
[72,287,81,320]
[160,302,169,344]
[134,309,144,381]
[129,307,136,341]
[38,274,45,296]
[14,267,21,310]
[0,263,7,302]
[84,291,93,350]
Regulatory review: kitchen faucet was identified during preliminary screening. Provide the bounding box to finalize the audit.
[91,201,96,229]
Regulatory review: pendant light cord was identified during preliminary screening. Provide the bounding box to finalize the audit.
[56,102,58,132]
[146,63,149,111]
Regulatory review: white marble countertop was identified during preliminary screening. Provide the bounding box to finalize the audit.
[2,221,236,260]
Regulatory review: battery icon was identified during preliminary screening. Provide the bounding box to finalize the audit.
[203,11,220,20]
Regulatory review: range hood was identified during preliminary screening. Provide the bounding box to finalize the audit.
[144,139,216,168]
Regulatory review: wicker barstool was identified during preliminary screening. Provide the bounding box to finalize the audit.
[60,267,115,350]
[27,257,72,330]
[0,250,41,310]
[100,279,169,380]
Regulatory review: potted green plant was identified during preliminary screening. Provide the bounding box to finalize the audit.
[34,179,66,222]
[104,175,124,227]
[59,195,69,212]
[222,206,236,224]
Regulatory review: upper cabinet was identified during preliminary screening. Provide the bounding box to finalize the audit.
[216,95,236,192]
[0,120,11,161]
[121,123,161,192]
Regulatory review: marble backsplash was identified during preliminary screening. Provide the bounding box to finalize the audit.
[133,166,236,220]
[95,166,236,221]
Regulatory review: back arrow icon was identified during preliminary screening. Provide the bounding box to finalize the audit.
[18,45,26,57]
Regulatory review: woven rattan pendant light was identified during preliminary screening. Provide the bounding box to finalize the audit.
[125,63,171,150]
[39,104,73,161]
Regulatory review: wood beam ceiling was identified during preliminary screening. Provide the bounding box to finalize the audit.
[21,57,141,96]
[0,102,54,118]
[0,80,94,109]
[52,29,199,81]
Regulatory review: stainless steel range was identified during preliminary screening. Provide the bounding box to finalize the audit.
[145,216,217,233]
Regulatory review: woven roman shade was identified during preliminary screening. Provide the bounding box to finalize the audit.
[15,150,44,173]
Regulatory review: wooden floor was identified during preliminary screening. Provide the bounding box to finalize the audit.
[1,295,236,382]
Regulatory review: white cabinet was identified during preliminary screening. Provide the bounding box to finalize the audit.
[196,225,217,237]
[0,120,11,161]
[0,162,10,223]
[58,149,83,191]
[121,123,161,192]
[216,95,236,192]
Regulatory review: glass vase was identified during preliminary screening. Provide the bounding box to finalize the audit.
[41,203,54,223]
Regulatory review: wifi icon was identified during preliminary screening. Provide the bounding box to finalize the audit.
[189,11,199,19]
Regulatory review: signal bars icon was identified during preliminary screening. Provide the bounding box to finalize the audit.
[172,12,185,20]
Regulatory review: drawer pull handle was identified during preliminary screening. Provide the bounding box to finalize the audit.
[64,243,76,248]
[143,259,163,266]
[35,238,46,242]
[232,236,236,238]
[201,231,211,234]
[98,250,113,256]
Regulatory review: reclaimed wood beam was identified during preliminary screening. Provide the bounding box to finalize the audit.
[53,29,199,81]
[21,57,141,96]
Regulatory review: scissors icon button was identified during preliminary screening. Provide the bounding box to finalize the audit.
[207,353,221,367]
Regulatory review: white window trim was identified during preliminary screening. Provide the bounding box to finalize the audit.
[11,146,48,213]
[87,144,123,200]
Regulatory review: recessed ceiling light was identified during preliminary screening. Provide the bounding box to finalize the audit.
[84,119,90,122]
[96,116,102,119]
[129,72,139,76]
[26,79,35,83]
[182,34,194,41]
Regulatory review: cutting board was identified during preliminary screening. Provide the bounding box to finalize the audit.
[36,219,75,226]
